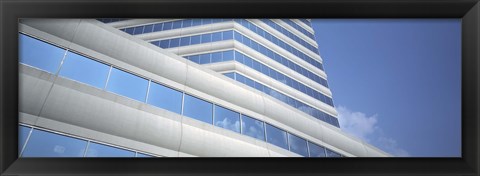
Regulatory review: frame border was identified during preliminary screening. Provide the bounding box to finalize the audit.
[1,0,479,175]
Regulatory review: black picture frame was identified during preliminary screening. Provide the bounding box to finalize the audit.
[1,0,478,175]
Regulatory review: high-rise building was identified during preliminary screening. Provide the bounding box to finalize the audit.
[18,19,390,157]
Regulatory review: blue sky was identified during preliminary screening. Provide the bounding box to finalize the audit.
[311,19,461,157]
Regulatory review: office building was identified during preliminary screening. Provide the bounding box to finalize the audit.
[18,19,389,157]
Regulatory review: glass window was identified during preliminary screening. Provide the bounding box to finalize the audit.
[190,35,201,45]
[265,123,288,150]
[201,33,212,43]
[59,52,110,89]
[244,56,253,68]
[153,23,163,32]
[169,38,180,48]
[136,153,154,157]
[22,129,87,157]
[245,78,254,88]
[159,40,169,48]
[234,31,242,42]
[106,68,148,102]
[308,142,326,157]
[172,21,182,29]
[203,19,212,24]
[162,22,172,30]
[199,53,211,64]
[125,28,134,34]
[19,126,31,154]
[183,94,213,124]
[133,26,144,35]
[241,115,265,141]
[254,81,263,92]
[326,149,342,157]
[143,24,153,33]
[147,82,183,114]
[222,31,233,40]
[188,55,200,64]
[192,19,202,26]
[85,142,135,157]
[252,60,262,72]
[235,73,246,84]
[214,105,240,133]
[234,51,244,63]
[288,133,308,156]
[183,19,193,28]
[223,72,234,79]
[179,37,190,46]
[211,52,223,63]
[19,34,66,73]
[222,50,234,61]
[211,32,222,42]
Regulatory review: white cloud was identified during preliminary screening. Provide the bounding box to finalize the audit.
[336,106,410,157]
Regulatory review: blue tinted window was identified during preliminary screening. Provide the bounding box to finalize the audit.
[203,19,212,24]
[190,35,201,45]
[288,133,308,156]
[245,78,254,88]
[326,149,342,157]
[222,31,233,40]
[169,38,180,47]
[159,40,169,48]
[153,23,163,32]
[252,60,262,71]
[19,126,31,154]
[223,72,234,79]
[85,142,135,157]
[211,32,222,42]
[143,24,153,33]
[133,26,144,35]
[183,19,193,28]
[172,21,182,29]
[125,28,134,34]
[199,53,211,64]
[222,50,234,61]
[147,82,183,114]
[265,123,288,150]
[241,115,265,141]
[22,129,87,157]
[162,22,172,30]
[19,34,66,73]
[211,52,222,63]
[234,51,244,63]
[201,33,212,43]
[106,68,148,102]
[183,94,213,124]
[189,55,200,64]
[137,153,153,157]
[308,142,326,157]
[59,52,110,89]
[214,105,240,133]
[180,37,190,46]
[192,19,202,26]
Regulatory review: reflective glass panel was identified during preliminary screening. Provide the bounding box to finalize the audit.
[19,34,66,73]
[214,105,240,133]
[288,133,308,156]
[59,52,110,89]
[137,153,154,157]
[18,126,31,154]
[22,129,87,157]
[326,149,342,157]
[85,142,135,157]
[308,142,326,157]
[265,123,288,150]
[106,68,148,102]
[241,115,265,141]
[183,94,213,124]
[147,82,183,114]
[211,52,222,63]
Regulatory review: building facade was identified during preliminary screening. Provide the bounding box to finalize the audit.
[18,19,390,157]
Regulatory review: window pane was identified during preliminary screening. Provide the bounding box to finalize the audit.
[265,123,288,150]
[162,22,172,30]
[241,115,265,141]
[223,72,234,79]
[59,52,110,89]
[222,50,234,61]
[172,21,182,29]
[106,68,148,102]
[85,142,135,157]
[211,52,223,63]
[159,40,169,48]
[190,35,201,45]
[199,53,211,64]
[288,133,308,156]
[136,153,154,157]
[183,94,213,124]
[308,142,326,157]
[326,149,342,157]
[179,37,190,46]
[22,129,87,157]
[19,126,31,154]
[201,33,212,43]
[143,24,153,33]
[211,32,222,42]
[169,38,180,47]
[147,82,182,114]
[19,34,66,73]
[214,105,240,133]
[222,31,233,40]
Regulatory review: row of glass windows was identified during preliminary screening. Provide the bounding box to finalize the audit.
[19,125,154,157]
[151,30,233,48]
[223,72,339,128]
[19,33,342,157]
[235,19,322,67]
[119,19,232,35]
[280,19,316,40]
[184,50,334,107]
[298,19,312,28]
[259,19,318,54]
[97,18,129,23]
[150,30,328,89]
